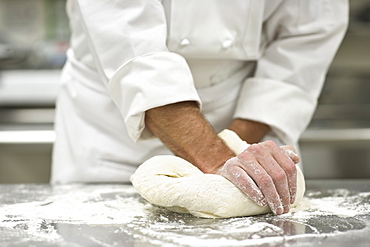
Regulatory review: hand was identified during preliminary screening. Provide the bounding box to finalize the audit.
[216,140,300,215]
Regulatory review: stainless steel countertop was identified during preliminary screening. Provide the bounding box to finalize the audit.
[0,180,369,247]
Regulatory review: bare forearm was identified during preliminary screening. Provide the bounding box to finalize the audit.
[146,103,299,215]
[145,101,235,173]
[227,118,270,144]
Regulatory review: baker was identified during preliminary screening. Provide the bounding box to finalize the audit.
[51,0,348,215]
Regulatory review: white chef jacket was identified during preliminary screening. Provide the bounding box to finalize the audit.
[51,0,348,184]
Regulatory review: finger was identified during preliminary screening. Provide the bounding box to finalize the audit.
[265,165,291,213]
[238,150,283,215]
[280,145,300,164]
[277,145,299,204]
[261,141,293,212]
[246,142,291,214]
[253,168,283,215]
[218,157,267,206]
[261,141,297,207]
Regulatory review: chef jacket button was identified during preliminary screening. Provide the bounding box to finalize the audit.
[180,38,190,46]
[222,39,233,49]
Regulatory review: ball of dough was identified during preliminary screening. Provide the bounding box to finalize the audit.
[130,130,305,218]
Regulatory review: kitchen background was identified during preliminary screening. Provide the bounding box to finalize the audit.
[0,0,369,183]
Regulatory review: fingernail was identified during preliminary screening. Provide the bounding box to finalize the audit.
[290,195,296,204]
[283,205,290,213]
[275,206,284,215]
[289,186,296,204]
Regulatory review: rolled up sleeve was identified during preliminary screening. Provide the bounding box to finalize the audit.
[234,0,349,144]
[75,0,200,142]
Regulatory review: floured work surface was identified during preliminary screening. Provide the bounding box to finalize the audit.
[0,181,369,247]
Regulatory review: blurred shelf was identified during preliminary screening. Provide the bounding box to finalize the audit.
[0,70,61,106]
[0,130,55,144]
[300,128,370,147]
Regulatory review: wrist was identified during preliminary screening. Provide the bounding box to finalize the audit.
[145,101,235,174]
[227,118,270,144]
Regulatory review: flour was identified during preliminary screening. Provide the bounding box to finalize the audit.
[130,130,305,218]
[288,190,370,218]
[0,184,369,247]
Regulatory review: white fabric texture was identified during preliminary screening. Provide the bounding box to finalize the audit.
[52,0,348,183]
[234,0,349,145]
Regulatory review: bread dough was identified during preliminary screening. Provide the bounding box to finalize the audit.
[130,129,305,218]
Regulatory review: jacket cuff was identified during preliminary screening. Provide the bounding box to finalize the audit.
[234,78,317,144]
[109,52,201,142]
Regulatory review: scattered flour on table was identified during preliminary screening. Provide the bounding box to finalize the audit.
[0,185,369,247]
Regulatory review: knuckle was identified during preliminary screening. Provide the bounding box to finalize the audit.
[285,161,297,175]
[224,157,238,167]
[262,140,277,149]
[224,162,233,170]
[237,151,249,160]
[257,174,273,188]
[247,144,264,155]
[274,170,287,182]
[221,164,233,174]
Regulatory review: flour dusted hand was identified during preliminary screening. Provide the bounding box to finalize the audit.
[130,129,305,218]
[216,141,298,215]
